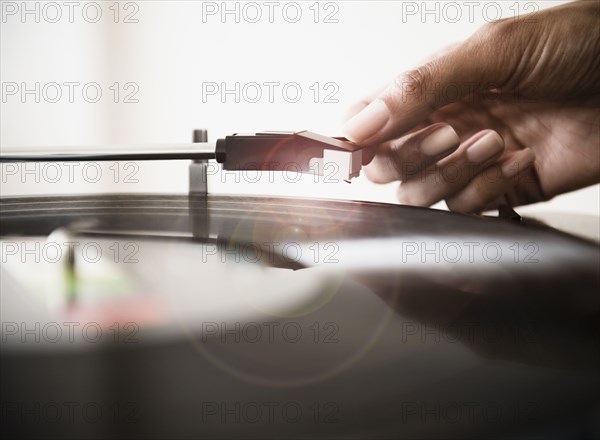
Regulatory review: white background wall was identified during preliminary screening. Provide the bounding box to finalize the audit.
[1,0,598,216]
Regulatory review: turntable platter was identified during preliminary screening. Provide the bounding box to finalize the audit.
[1,194,599,439]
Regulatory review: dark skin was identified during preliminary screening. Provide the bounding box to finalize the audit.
[343,0,600,213]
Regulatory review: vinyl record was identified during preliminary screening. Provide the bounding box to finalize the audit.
[1,194,599,439]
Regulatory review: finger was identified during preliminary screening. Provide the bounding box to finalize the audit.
[342,29,509,146]
[445,149,537,213]
[364,124,460,183]
[396,130,505,207]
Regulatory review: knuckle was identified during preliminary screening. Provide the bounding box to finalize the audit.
[400,65,433,93]
[403,68,428,90]
[386,65,436,110]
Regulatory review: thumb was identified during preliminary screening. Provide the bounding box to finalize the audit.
[342,33,501,146]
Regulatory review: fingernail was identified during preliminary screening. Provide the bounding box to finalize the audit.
[420,125,460,156]
[466,132,504,163]
[342,99,389,143]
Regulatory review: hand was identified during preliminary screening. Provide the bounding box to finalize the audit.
[343,0,600,213]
